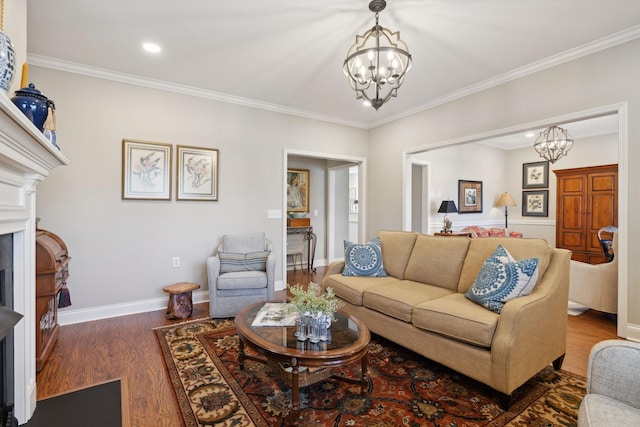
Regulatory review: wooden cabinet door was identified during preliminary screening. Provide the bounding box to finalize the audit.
[555,164,617,264]
[556,172,587,253]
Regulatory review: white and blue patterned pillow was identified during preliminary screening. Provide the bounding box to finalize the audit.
[465,245,539,313]
[342,237,388,277]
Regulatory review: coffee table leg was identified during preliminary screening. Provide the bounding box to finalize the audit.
[238,338,245,370]
[360,352,368,396]
[287,357,300,426]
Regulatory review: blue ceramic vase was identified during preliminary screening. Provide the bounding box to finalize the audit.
[0,31,15,92]
[11,84,50,131]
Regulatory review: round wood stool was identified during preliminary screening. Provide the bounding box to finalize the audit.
[163,282,200,320]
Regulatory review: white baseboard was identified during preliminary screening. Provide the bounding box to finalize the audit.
[58,280,287,325]
[57,290,211,326]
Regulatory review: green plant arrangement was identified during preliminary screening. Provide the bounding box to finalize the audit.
[286,282,344,316]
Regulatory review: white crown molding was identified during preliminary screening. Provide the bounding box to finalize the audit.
[28,25,640,131]
[26,54,370,130]
[369,25,640,128]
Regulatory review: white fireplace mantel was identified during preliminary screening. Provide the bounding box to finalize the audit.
[0,93,69,423]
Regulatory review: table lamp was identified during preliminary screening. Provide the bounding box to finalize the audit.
[496,192,517,229]
[437,200,457,233]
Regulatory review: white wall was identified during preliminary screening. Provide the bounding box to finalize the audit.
[367,39,639,337]
[413,143,509,233]
[413,131,618,242]
[31,67,368,322]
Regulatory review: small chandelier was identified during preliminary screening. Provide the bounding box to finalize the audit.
[343,0,412,110]
[533,125,574,164]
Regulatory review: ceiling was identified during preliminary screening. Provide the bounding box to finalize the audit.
[26,0,640,130]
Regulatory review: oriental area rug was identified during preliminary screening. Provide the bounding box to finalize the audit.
[155,319,585,427]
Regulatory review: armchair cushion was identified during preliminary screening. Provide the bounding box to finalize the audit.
[219,250,270,273]
[222,232,267,253]
[217,271,268,290]
[578,340,640,426]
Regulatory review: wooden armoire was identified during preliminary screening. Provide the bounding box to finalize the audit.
[554,164,617,264]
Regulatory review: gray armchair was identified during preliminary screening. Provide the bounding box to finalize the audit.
[207,232,275,318]
[578,339,640,426]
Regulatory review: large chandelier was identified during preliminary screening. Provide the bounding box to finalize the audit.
[533,125,574,164]
[343,0,412,110]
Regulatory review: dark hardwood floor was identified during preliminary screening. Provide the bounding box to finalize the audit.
[35,266,618,426]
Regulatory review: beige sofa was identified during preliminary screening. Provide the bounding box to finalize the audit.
[322,230,571,406]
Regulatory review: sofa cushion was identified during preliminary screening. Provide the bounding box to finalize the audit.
[464,252,539,313]
[461,226,523,238]
[324,274,399,306]
[363,281,453,322]
[219,251,270,273]
[377,230,418,279]
[342,237,388,277]
[412,293,499,348]
[457,237,552,294]
[404,235,470,291]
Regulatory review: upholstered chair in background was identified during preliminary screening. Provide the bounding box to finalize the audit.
[207,232,275,318]
[569,232,618,314]
[578,339,640,426]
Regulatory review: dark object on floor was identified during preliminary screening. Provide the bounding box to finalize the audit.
[22,379,122,427]
[163,282,200,319]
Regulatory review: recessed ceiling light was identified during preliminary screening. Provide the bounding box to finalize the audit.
[525,132,536,138]
[142,42,162,54]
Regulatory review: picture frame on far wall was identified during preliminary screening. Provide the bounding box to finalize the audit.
[522,190,549,216]
[522,161,549,189]
[287,168,310,213]
[122,139,172,200]
[458,180,483,213]
[176,145,219,201]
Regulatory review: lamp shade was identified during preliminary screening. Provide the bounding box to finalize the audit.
[438,200,458,213]
[496,193,517,207]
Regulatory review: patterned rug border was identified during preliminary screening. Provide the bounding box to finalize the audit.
[154,319,267,426]
[155,318,586,427]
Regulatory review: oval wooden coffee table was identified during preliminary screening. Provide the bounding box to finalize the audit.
[235,301,371,426]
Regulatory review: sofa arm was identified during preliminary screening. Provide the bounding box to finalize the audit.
[321,261,345,289]
[490,248,572,394]
[586,340,640,409]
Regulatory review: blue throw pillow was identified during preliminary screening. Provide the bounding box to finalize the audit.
[465,245,539,313]
[342,237,388,277]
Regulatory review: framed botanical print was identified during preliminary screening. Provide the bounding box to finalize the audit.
[522,190,549,216]
[458,180,483,213]
[121,139,172,200]
[176,145,219,201]
[522,161,549,189]
[287,168,310,213]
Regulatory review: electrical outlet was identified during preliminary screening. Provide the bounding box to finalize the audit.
[172,257,180,268]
